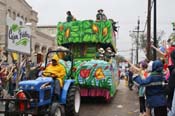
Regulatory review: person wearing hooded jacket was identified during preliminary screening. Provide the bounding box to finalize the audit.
[133,60,167,116]
[43,54,66,98]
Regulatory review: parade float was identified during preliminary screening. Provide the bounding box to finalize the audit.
[57,20,119,101]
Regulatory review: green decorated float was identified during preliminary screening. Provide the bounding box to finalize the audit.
[57,20,120,101]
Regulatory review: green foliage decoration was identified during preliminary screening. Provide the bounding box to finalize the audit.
[57,20,113,45]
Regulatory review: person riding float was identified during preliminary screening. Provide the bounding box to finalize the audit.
[96,48,105,60]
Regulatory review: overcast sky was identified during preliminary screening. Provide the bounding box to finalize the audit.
[26,0,175,59]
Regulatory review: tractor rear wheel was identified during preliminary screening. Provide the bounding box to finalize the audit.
[65,85,80,116]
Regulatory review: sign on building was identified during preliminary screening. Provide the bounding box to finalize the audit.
[6,16,31,54]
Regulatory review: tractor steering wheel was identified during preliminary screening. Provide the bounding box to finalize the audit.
[42,72,57,78]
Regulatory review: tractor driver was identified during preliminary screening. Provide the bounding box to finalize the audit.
[42,54,66,99]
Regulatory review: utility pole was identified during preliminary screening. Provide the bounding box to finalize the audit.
[147,0,151,60]
[129,31,134,64]
[133,18,143,64]
[136,19,140,64]
[153,0,157,60]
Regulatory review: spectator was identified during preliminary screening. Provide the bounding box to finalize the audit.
[138,61,148,116]
[126,59,148,116]
[168,91,175,116]
[145,60,153,116]
[151,39,175,67]
[128,67,134,90]
[126,59,149,115]
[133,60,167,116]
[167,49,175,115]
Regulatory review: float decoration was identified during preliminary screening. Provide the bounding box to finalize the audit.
[57,20,113,45]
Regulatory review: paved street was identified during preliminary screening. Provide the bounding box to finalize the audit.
[79,80,140,116]
[0,80,139,116]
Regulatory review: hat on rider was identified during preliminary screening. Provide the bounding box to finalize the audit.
[97,9,103,12]
[98,48,105,53]
[106,47,112,53]
[52,54,59,63]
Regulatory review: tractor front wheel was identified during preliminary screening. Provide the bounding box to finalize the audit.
[65,85,81,116]
[50,103,63,116]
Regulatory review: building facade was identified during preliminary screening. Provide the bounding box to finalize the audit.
[0,0,55,63]
[37,25,57,38]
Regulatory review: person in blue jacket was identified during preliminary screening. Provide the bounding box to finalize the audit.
[133,60,167,116]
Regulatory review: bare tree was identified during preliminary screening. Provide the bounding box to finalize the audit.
[131,30,165,50]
